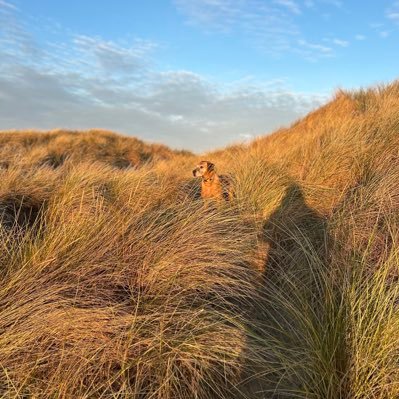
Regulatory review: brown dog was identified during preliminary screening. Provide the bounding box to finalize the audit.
[192,161,232,201]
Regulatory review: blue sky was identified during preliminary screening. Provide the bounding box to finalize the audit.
[0,0,398,151]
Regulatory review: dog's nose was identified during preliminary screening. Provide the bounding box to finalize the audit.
[192,169,197,177]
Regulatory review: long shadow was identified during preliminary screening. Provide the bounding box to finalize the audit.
[242,183,348,398]
[262,183,329,288]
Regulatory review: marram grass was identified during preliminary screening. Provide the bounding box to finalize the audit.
[0,81,398,397]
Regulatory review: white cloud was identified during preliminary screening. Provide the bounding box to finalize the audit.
[386,1,399,22]
[0,0,17,10]
[320,0,342,7]
[239,133,254,141]
[332,38,349,47]
[370,22,392,39]
[274,0,301,14]
[0,57,326,151]
[174,0,349,60]
[72,35,156,76]
[296,39,334,61]
[304,0,342,8]
[174,0,301,57]
[355,34,365,40]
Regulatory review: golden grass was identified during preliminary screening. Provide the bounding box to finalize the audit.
[0,81,398,398]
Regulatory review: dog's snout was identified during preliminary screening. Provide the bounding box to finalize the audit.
[192,169,197,177]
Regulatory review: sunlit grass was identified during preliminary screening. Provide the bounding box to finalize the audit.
[0,81,398,397]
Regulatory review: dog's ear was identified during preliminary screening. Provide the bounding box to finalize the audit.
[207,162,215,172]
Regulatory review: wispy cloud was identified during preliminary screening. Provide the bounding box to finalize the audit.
[173,0,340,60]
[72,35,156,77]
[0,0,17,10]
[332,38,349,47]
[355,34,366,40]
[370,22,392,39]
[323,0,342,7]
[296,39,334,61]
[304,0,342,8]
[274,0,301,15]
[386,1,399,22]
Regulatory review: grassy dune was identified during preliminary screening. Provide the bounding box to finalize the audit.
[0,82,398,398]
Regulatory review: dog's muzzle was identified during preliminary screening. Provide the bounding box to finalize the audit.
[193,169,198,177]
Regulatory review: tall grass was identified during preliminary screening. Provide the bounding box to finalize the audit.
[0,81,398,397]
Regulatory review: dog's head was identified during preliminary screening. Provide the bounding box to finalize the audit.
[192,160,215,178]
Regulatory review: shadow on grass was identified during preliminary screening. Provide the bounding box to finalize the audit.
[262,183,328,286]
[241,183,348,398]
[0,194,46,234]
